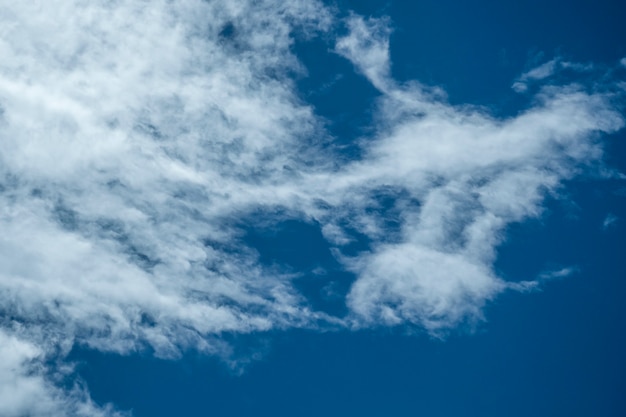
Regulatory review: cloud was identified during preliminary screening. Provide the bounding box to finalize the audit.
[0,329,125,417]
[538,266,579,281]
[603,213,618,229]
[0,3,624,415]
[330,18,622,330]
[522,59,559,78]
[511,57,595,92]
[335,15,392,91]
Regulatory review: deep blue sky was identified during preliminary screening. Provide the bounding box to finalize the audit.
[65,1,626,416]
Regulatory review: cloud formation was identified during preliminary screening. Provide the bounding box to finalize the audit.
[0,2,623,415]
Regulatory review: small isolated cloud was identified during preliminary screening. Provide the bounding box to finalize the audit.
[538,266,579,281]
[603,213,619,230]
[524,59,559,80]
[0,2,624,415]
[511,57,596,93]
[512,59,558,92]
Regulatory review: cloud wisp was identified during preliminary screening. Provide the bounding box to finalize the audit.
[0,3,624,416]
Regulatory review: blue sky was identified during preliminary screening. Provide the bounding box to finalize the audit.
[0,0,625,416]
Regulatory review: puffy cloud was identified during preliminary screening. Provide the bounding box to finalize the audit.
[0,3,623,415]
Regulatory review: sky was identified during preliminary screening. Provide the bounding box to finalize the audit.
[0,0,625,416]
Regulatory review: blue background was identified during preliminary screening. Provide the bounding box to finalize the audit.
[70,1,626,415]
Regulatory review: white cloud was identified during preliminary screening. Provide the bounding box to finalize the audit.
[347,244,504,331]
[0,329,124,417]
[512,58,597,93]
[512,59,558,92]
[538,266,579,281]
[511,58,596,92]
[524,59,559,80]
[335,15,392,91]
[331,19,622,330]
[0,3,624,415]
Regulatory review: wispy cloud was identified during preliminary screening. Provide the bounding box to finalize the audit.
[0,330,125,417]
[331,16,623,333]
[538,266,579,281]
[334,15,392,91]
[511,57,597,92]
[603,213,619,229]
[0,3,624,415]
[512,59,559,92]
